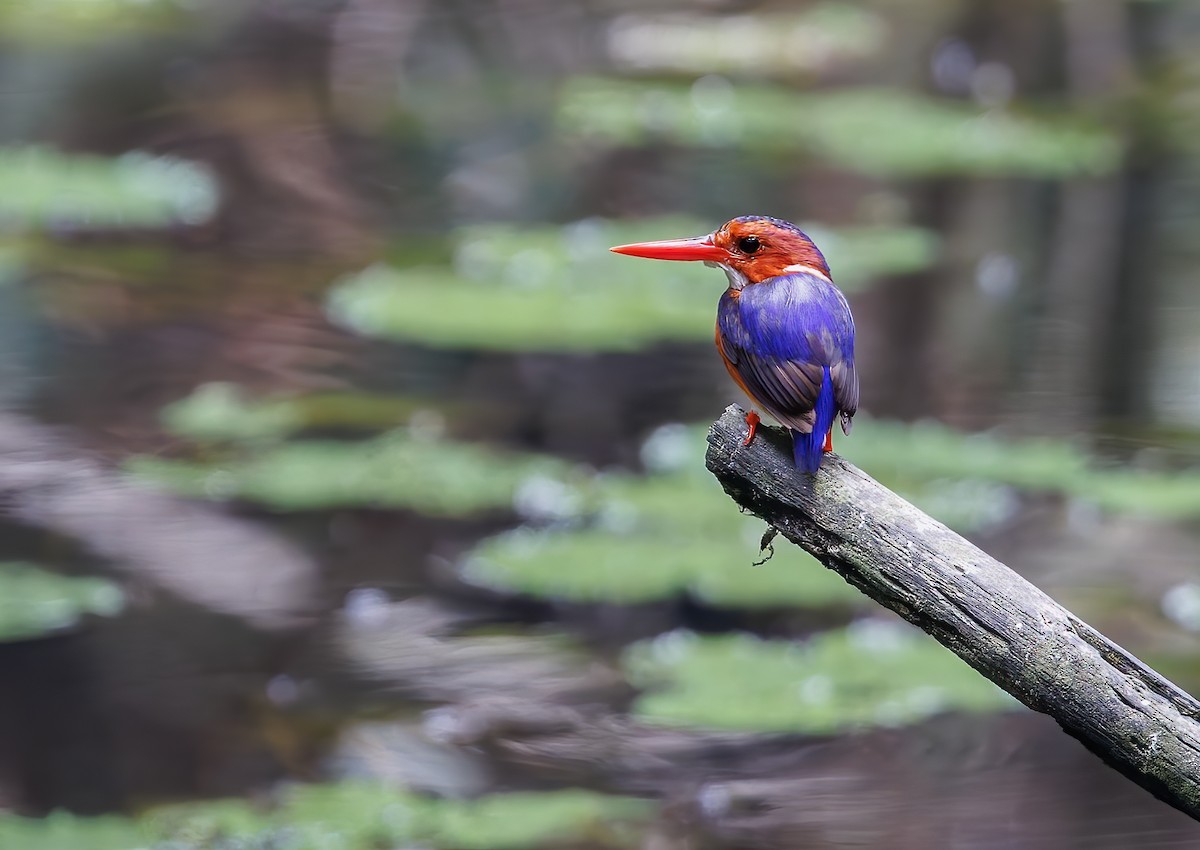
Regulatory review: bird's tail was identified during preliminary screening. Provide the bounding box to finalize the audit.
[792,365,836,474]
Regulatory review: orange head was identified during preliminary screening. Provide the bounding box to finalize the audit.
[610,215,830,288]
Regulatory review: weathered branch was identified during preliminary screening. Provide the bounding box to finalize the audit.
[705,405,1200,821]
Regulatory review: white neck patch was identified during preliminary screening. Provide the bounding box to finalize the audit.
[781,263,833,283]
[706,260,748,290]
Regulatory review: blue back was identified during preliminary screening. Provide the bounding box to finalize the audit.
[726,272,855,366]
[716,271,858,471]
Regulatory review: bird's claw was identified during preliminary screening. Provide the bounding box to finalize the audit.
[742,410,761,446]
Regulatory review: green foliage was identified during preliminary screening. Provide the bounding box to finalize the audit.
[845,417,1200,520]
[0,0,183,43]
[0,562,123,642]
[329,260,723,351]
[161,383,437,443]
[128,430,578,515]
[559,78,1121,178]
[625,624,1014,732]
[464,469,862,608]
[608,4,886,75]
[0,784,651,850]
[327,218,937,351]
[0,147,217,230]
[1079,468,1200,520]
[843,418,1089,489]
[161,382,307,443]
[0,811,143,850]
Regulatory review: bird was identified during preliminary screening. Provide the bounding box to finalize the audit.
[611,215,858,473]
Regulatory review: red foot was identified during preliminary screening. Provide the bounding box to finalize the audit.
[822,429,833,453]
[742,410,761,446]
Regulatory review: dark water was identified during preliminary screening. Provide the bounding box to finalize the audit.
[3,2,1200,848]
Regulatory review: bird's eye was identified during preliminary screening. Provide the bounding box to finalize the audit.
[737,236,761,254]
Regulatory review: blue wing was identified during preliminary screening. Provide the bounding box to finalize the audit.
[717,272,858,436]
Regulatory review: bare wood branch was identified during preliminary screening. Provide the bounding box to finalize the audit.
[705,404,1200,821]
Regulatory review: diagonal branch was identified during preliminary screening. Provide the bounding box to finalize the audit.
[705,404,1200,821]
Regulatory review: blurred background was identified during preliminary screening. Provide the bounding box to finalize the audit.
[1,0,1200,847]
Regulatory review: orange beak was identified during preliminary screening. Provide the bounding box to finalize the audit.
[609,234,730,263]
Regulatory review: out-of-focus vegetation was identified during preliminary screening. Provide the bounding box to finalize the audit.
[1,785,650,850]
[463,423,861,608]
[465,496,861,608]
[328,219,938,351]
[0,0,183,42]
[162,383,445,443]
[0,562,123,641]
[625,622,1014,732]
[559,79,1121,178]
[130,430,579,516]
[607,6,887,74]
[4,0,1200,845]
[0,148,217,230]
[843,418,1200,520]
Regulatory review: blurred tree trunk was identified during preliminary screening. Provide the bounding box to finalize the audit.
[166,6,377,260]
[867,0,1062,426]
[1017,0,1132,434]
[1020,178,1126,433]
[1100,1,1182,429]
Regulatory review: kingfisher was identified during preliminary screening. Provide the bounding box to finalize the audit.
[611,216,858,473]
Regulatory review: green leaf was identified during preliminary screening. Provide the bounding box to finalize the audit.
[625,625,1015,732]
[128,430,580,516]
[0,811,145,850]
[0,0,183,43]
[607,5,886,75]
[844,417,1200,520]
[464,470,862,608]
[0,785,652,850]
[0,147,217,230]
[0,562,123,642]
[161,383,436,443]
[559,78,1121,178]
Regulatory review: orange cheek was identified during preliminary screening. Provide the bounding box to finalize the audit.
[738,256,789,284]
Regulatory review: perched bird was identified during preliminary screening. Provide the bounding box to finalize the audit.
[611,216,858,472]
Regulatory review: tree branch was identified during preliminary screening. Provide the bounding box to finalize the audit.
[705,405,1200,821]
